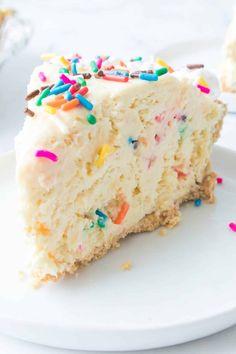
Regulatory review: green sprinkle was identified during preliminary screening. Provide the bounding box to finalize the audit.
[87,114,97,125]
[131,56,142,62]
[59,67,69,73]
[89,221,95,229]
[155,67,168,76]
[90,60,98,73]
[36,87,50,106]
[97,217,106,229]
[179,124,188,137]
[77,77,86,86]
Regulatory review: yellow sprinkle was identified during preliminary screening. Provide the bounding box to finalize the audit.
[60,56,70,67]
[156,58,174,73]
[121,261,132,271]
[45,105,57,115]
[156,58,168,66]
[95,144,110,168]
[198,76,209,88]
[40,53,56,61]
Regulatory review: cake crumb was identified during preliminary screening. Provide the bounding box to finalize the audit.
[121,260,132,271]
[158,227,167,236]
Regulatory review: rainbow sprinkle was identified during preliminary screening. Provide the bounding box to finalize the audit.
[38,71,47,82]
[96,57,102,69]
[156,58,174,73]
[77,76,86,86]
[97,218,106,228]
[71,62,78,75]
[45,105,57,114]
[59,74,76,85]
[139,73,158,81]
[155,67,168,76]
[194,198,202,207]
[59,68,69,74]
[50,83,72,95]
[95,209,108,221]
[90,60,98,73]
[35,150,58,162]
[61,98,79,111]
[103,74,129,83]
[95,144,110,168]
[197,84,210,94]
[229,223,236,232]
[114,202,130,224]
[36,87,50,106]
[198,76,209,88]
[64,91,73,101]
[59,56,70,68]
[71,57,79,63]
[104,70,129,77]
[75,93,93,110]
[217,177,223,184]
[130,56,142,62]
[87,114,97,125]
[53,79,64,89]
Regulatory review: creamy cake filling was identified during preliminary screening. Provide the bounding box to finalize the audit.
[15,55,225,283]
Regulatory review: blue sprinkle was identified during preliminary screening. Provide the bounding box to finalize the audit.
[75,93,93,111]
[139,73,158,81]
[64,91,73,101]
[53,79,64,89]
[95,209,108,221]
[105,70,129,77]
[50,83,71,95]
[96,55,110,60]
[71,57,79,63]
[128,136,133,144]
[194,198,202,207]
[71,62,78,75]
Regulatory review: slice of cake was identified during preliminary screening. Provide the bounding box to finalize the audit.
[15,55,226,284]
[220,8,236,92]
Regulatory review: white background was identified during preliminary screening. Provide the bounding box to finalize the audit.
[1,0,236,352]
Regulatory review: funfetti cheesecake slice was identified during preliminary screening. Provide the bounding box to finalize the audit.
[15,55,226,285]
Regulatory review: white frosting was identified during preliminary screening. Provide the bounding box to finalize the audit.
[173,67,221,99]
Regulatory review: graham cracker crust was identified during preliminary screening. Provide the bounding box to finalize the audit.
[38,168,217,285]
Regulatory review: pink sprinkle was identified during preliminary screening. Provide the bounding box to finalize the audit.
[38,71,47,82]
[96,57,103,69]
[78,244,84,252]
[155,113,164,123]
[197,84,210,94]
[155,134,161,144]
[105,65,115,70]
[147,156,156,169]
[59,74,76,85]
[75,53,82,60]
[229,223,236,232]
[217,177,223,184]
[35,150,58,162]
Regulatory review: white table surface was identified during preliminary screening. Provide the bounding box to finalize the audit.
[0,0,236,352]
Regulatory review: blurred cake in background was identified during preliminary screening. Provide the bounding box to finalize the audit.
[220,8,236,92]
[0,8,13,29]
[0,7,31,68]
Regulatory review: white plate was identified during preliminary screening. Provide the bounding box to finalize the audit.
[0,146,236,351]
[157,38,236,114]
